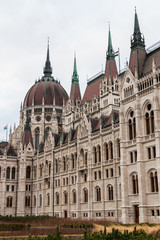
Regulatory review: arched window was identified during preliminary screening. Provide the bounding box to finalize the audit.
[56,192,59,205]
[35,128,40,150]
[116,139,120,158]
[47,193,50,206]
[26,166,31,179]
[145,104,154,135]
[132,174,139,194]
[25,196,30,207]
[80,148,84,165]
[45,127,50,140]
[150,171,158,192]
[83,188,88,203]
[128,111,136,140]
[93,146,97,163]
[72,190,76,204]
[95,186,101,201]
[34,166,37,178]
[71,154,74,169]
[49,163,51,176]
[12,167,16,179]
[85,152,88,165]
[6,196,12,207]
[108,185,114,200]
[64,191,68,204]
[55,159,58,173]
[104,143,109,161]
[6,167,10,179]
[97,145,101,162]
[109,141,113,160]
[39,194,42,207]
[33,195,36,207]
[63,157,67,172]
[40,164,43,177]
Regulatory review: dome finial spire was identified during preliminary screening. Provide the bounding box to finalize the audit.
[43,38,52,77]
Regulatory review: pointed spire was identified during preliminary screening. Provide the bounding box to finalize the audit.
[72,52,79,82]
[70,53,81,103]
[107,26,114,60]
[43,38,52,77]
[131,8,145,49]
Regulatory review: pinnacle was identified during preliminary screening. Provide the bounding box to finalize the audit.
[43,39,52,77]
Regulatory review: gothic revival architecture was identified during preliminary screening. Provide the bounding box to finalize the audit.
[0,11,160,224]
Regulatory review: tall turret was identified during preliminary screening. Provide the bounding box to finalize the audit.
[70,53,81,104]
[104,27,118,85]
[129,9,146,78]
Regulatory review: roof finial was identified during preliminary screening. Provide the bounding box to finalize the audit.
[72,51,79,82]
[107,24,114,60]
[43,38,52,77]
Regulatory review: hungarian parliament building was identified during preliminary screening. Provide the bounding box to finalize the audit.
[0,11,160,224]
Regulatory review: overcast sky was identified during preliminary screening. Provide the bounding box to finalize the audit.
[0,0,159,141]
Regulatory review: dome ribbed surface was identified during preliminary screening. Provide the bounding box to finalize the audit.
[23,78,68,108]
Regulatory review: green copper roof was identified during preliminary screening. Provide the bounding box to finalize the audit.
[43,40,52,77]
[72,53,79,82]
[107,28,114,60]
[131,9,145,50]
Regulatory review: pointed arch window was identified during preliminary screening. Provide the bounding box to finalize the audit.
[45,127,50,140]
[145,104,154,135]
[95,186,101,202]
[132,174,139,194]
[128,111,136,140]
[25,196,30,207]
[108,185,114,200]
[71,154,74,169]
[105,143,109,161]
[64,191,68,204]
[35,128,40,150]
[72,190,76,204]
[97,145,101,162]
[56,192,59,205]
[93,146,97,163]
[150,171,158,192]
[12,167,16,179]
[6,196,12,207]
[26,166,31,179]
[83,188,88,203]
[6,167,10,179]
[109,141,113,160]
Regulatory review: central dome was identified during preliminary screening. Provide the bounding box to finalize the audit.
[23,78,68,108]
[23,43,68,108]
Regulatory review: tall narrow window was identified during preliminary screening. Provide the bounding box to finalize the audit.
[117,139,120,158]
[145,104,154,135]
[64,192,68,204]
[84,188,88,203]
[35,128,40,150]
[93,147,97,163]
[95,187,101,201]
[12,167,15,179]
[72,190,76,204]
[47,193,50,206]
[108,185,114,200]
[150,172,155,192]
[132,174,138,194]
[128,111,136,140]
[105,143,109,161]
[71,154,74,169]
[6,196,12,207]
[26,166,31,179]
[155,171,158,192]
[6,167,10,179]
[56,192,59,205]
[97,145,101,162]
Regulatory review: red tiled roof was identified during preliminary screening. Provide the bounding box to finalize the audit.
[129,49,146,77]
[143,48,160,75]
[82,76,103,104]
[104,58,118,83]
[23,78,68,108]
[90,118,100,132]
[70,82,81,103]
[23,130,33,148]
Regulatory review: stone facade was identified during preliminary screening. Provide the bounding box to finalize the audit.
[0,11,160,224]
